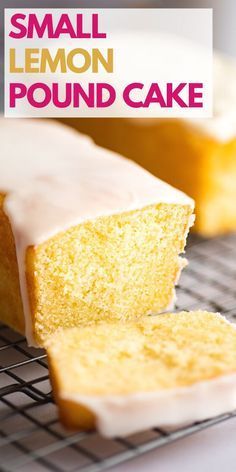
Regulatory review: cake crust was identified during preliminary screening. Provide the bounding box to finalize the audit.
[0,193,25,334]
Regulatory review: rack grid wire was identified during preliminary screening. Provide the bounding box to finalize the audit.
[1,234,236,472]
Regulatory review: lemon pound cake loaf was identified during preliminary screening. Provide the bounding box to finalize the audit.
[65,53,236,237]
[0,119,193,347]
[47,311,236,437]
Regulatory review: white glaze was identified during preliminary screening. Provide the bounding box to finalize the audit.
[0,119,194,345]
[62,373,236,437]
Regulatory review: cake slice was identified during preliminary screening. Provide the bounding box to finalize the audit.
[47,311,236,437]
[64,53,236,236]
[0,119,193,347]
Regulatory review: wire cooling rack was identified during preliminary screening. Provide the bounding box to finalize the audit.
[1,234,236,472]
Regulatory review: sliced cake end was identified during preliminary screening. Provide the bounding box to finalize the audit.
[47,311,236,437]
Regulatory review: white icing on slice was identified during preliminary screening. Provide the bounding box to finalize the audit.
[56,316,236,437]
[62,373,236,437]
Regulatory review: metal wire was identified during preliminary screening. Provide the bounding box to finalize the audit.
[1,234,236,472]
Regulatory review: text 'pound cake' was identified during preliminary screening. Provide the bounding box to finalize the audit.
[47,311,236,437]
[0,119,194,346]
[66,53,236,237]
